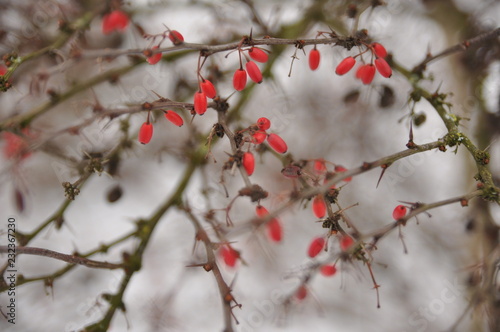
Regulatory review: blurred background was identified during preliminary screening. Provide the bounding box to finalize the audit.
[0,0,499,331]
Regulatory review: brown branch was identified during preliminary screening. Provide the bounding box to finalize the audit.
[413,27,500,72]
[0,246,123,270]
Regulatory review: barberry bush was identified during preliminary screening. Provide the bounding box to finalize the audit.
[0,1,499,331]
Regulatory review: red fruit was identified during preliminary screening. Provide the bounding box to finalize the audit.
[0,65,7,76]
[320,264,337,277]
[246,61,263,84]
[266,218,282,242]
[256,205,269,217]
[146,46,162,65]
[168,30,184,44]
[242,152,255,176]
[295,285,307,300]
[233,68,247,91]
[339,235,354,251]
[102,10,129,35]
[313,159,326,174]
[194,91,207,115]
[334,165,352,182]
[252,130,267,144]
[257,117,271,131]
[164,110,183,127]
[356,64,376,84]
[267,133,287,154]
[220,246,239,267]
[308,237,325,258]
[392,205,407,220]
[372,43,387,58]
[200,79,216,99]
[335,56,356,75]
[248,47,268,63]
[312,194,326,219]
[138,122,153,144]
[309,48,321,71]
[3,131,32,159]
[374,58,392,78]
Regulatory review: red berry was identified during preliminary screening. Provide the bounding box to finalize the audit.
[320,264,337,277]
[392,205,407,220]
[138,122,153,144]
[309,48,321,71]
[356,64,376,84]
[200,79,216,99]
[220,246,239,268]
[295,285,307,300]
[374,58,392,78]
[164,110,183,127]
[248,47,268,63]
[372,43,388,58]
[146,46,162,65]
[194,91,207,115]
[246,61,263,84]
[242,152,255,176]
[312,194,326,218]
[266,218,282,242]
[102,10,129,35]
[339,235,354,251]
[257,117,271,131]
[334,165,352,182]
[335,56,356,75]
[3,130,32,159]
[313,159,327,174]
[233,68,247,91]
[256,205,269,217]
[252,130,267,144]
[0,65,7,76]
[307,237,325,258]
[267,133,287,154]
[168,30,184,44]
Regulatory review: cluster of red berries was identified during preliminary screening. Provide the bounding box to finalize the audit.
[334,42,392,84]
[138,110,184,144]
[145,30,185,65]
[256,205,283,242]
[233,47,268,91]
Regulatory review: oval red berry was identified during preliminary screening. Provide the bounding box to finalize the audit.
[200,79,216,99]
[372,43,388,58]
[312,194,326,218]
[102,10,129,35]
[257,117,271,131]
[220,246,239,268]
[146,46,162,65]
[392,205,407,220]
[267,133,287,154]
[138,122,153,144]
[309,48,320,71]
[307,237,325,258]
[246,61,263,84]
[335,56,356,75]
[313,159,327,174]
[168,30,184,44]
[295,285,307,300]
[356,64,376,84]
[374,58,392,78]
[233,68,247,91]
[252,130,267,144]
[248,47,268,63]
[242,152,255,176]
[320,264,337,277]
[164,110,183,127]
[339,235,354,251]
[194,91,207,115]
[267,218,282,242]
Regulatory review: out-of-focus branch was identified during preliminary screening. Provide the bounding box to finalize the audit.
[0,246,123,270]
